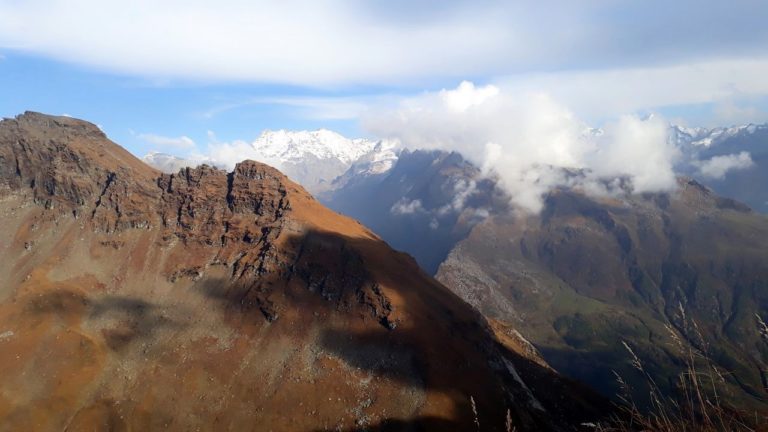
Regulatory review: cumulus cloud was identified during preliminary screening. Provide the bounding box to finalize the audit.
[442,81,500,112]
[696,151,754,179]
[390,198,425,216]
[437,178,479,216]
[365,81,679,213]
[142,135,257,172]
[193,139,268,170]
[139,133,196,149]
[588,115,679,192]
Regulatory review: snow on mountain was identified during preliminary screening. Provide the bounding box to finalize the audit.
[251,129,376,166]
[344,139,400,178]
[671,123,767,147]
[364,139,401,175]
[671,123,765,176]
[246,129,398,194]
[330,139,401,189]
[142,123,766,207]
[142,129,399,195]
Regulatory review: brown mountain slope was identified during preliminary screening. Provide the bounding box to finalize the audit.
[437,180,768,414]
[0,112,608,431]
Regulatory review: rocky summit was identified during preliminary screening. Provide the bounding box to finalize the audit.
[0,112,608,431]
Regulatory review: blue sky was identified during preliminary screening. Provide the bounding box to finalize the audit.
[0,53,392,156]
[1,0,768,159]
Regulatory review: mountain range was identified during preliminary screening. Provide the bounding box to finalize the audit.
[0,112,611,431]
[143,130,399,195]
[144,121,768,221]
[140,121,768,414]
[674,123,768,214]
[437,179,768,410]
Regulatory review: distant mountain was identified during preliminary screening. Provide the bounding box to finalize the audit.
[135,118,768,420]
[143,145,497,274]
[328,139,400,190]
[320,149,508,274]
[437,179,768,410]
[142,122,767,225]
[674,123,768,213]
[0,112,611,431]
[245,129,388,194]
[320,135,768,411]
[671,123,767,148]
[143,130,398,195]
[251,128,376,166]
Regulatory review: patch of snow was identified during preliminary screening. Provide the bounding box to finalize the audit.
[344,139,401,176]
[0,330,14,341]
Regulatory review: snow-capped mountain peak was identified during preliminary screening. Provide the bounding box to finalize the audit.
[142,129,388,194]
[252,129,376,166]
[671,123,767,147]
[244,129,388,193]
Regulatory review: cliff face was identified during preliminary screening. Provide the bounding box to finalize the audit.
[0,112,608,431]
[437,181,768,411]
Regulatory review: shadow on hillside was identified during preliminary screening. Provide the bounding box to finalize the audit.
[190,228,616,431]
[26,289,187,350]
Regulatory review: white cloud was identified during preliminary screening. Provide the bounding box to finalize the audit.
[1,1,767,87]
[390,198,425,216]
[195,58,768,126]
[198,139,264,170]
[365,82,678,213]
[588,115,679,193]
[696,151,754,179]
[713,99,767,126]
[202,96,377,120]
[2,1,768,134]
[0,0,512,85]
[441,81,499,112]
[138,133,196,149]
[496,59,768,124]
[437,178,479,216]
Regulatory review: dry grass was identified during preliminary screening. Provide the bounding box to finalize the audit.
[597,306,767,432]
